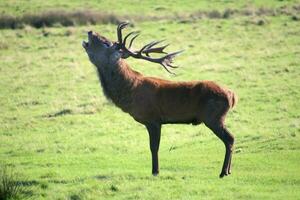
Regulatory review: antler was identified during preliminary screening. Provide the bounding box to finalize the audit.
[116,22,183,74]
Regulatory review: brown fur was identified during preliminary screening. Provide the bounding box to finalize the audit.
[83,30,237,178]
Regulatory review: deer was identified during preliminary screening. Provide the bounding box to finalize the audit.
[82,22,237,178]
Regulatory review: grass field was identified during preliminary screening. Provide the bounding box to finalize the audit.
[0,1,300,199]
[2,0,300,16]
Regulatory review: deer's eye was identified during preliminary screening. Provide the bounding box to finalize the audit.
[103,42,110,47]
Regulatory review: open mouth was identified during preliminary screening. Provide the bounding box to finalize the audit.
[82,41,89,48]
[82,31,92,48]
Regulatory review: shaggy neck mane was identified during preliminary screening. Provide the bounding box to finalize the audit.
[95,59,141,112]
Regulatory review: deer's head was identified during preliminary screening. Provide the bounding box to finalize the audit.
[83,22,182,73]
[82,31,120,66]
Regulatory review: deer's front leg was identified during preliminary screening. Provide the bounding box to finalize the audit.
[146,123,161,176]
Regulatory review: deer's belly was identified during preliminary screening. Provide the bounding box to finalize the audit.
[160,111,202,125]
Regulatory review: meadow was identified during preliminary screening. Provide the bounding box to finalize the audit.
[0,0,300,199]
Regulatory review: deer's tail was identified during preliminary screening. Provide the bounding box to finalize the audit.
[227,90,238,109]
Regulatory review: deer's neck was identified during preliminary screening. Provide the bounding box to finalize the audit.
[95,59,140,112]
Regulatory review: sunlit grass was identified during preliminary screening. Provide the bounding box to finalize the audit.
[0,2,299,199]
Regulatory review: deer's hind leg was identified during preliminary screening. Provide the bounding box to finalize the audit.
[203,100,235,178]
[209,124,234,178]
[227,142,233,174]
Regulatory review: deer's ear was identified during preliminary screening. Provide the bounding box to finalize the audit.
[111,43,120,50]
[111,44,128,58]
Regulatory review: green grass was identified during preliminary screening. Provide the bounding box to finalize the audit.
[1,1,300,199]
[1,0,300,16]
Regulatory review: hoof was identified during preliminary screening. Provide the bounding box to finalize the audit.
[152,172,159,176]
[219,172,228,178]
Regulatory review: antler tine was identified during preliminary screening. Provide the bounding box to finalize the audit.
[145,40,164,50]
[160,63,176,75]
[116,22,183,74]
[134,50,183,73]
[128,33,140,49]
[160,50,184,69]
[142,41,169,56]
[123,31,140,48]
[137,41,160,55]
[117,22,129,30]
[117,22,129,44]
[143,44,169,56]
[142,40,164,53]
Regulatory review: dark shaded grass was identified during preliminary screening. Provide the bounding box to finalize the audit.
[0,10,122,29]
[0,166,28,200]
[0,5,299,29]
[45,109,73,118]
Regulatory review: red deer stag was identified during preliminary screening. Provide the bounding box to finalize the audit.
[82,22,237,178]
